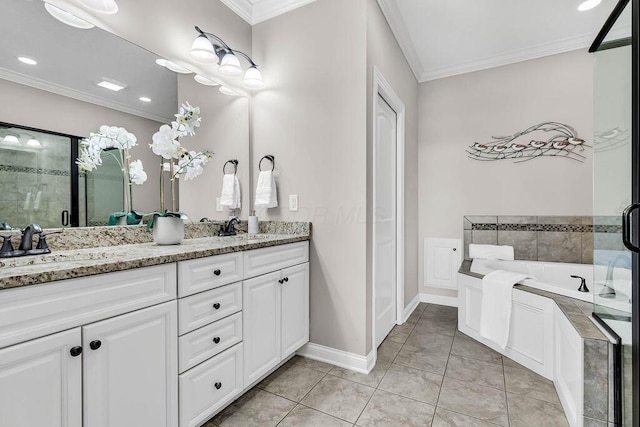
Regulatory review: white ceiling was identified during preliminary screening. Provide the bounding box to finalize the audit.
[222,0,624,83]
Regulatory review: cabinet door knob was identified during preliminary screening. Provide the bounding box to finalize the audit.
[278,279,284,284]
[283,277,289,282]
[89,340,102,350]
[70,346,83,357]
[213,337,221,344]
[213,303,221,310]
[214,382,222,390]
[213,269,221,276]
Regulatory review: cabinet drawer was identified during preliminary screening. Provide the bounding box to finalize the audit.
[179,343,243,427]
[0,264,176,349]
[243,242,309,279]
[178,252,243,297]
[178,282,242,335]
[179,312,242,373]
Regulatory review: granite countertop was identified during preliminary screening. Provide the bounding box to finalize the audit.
[459,260,607,341]
[0,233,310,291]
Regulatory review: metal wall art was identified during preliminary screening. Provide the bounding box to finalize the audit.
[466,122,590,163]
[594,127,630,152]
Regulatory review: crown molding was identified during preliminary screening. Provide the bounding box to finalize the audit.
[376,0,424,82]
[220,0,317,25]
[219,0,253,25]
[418,32,597,82]
[0,68,172,123]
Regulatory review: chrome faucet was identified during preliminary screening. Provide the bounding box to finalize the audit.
[18,223,43,251]
[599,254,629,298]
[219,217,240,237]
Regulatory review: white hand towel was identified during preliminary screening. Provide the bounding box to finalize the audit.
[469,244,514,261]
[255,170,278,208]
[479,270,530,349]
[220,174,241,209]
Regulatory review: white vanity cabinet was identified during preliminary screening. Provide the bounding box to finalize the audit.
[243,243,309,387]
[0,264,178,427]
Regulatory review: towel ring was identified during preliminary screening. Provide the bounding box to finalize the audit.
[223,159,239,175]
[258,155,275,172]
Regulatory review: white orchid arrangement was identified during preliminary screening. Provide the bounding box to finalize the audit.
[76,125,147,225]
[150,102,212,214]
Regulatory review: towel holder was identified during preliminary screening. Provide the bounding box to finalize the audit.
[258,155,275,172]
[223,159,239,175]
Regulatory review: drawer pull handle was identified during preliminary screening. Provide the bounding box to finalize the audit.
[213,337,221,344]
[70,346,83,357]
[89,340,102,350]
[213,269,221,276]
[214,382,222,390]
[278,279,284,284]
[213,303,221,310]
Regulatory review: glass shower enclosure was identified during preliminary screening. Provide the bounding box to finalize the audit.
[591,0,638,425]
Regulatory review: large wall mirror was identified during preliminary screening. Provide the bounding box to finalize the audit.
[0,0,250,230]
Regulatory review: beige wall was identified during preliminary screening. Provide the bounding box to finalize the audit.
[0,79,163,214]
[365,0,419,353]
[418,50,594,297]
[252,0,369,355]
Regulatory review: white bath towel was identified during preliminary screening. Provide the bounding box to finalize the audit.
[255,170,278,208]
[469,244,514,261]
[220,174,241,209]
[479,270,530,349]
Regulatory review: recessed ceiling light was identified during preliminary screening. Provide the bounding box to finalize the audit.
[164,60,192,74]
[17,56,37,65]
[27,138,41,148]
[194,74,219,86]
[44,2,95,29]
[578,0,601,11]
[3,135,20,145]
[139,96,152,103]
[96,79,126,91]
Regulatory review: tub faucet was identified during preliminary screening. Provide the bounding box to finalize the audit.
[18,223,43,251]
[600,254,629,299]
[570,275,589,293]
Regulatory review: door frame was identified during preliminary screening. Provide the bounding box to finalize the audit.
[372,66,405,349]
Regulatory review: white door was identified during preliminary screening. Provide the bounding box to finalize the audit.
[0,328,82,427]
[83,301,178,427]
[374,93,397,347]
[281,263,309,357]
[243,271,281,386]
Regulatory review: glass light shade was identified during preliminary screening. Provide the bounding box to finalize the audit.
[155,58,168,67]
[27,138,42,148]
[44,3,94,29]
[165,61,192,74]
[578,0,601,10]
[3,135,19,145]
[78,0,118,14]
[189,36,217,63]
[219,86,240,96]
[194,74,219,86]
[219,53,242,77]
[243,66,264,89]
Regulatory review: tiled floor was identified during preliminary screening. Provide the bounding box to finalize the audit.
[206,303,569,426]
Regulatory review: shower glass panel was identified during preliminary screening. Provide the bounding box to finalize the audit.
[592,1,633,425]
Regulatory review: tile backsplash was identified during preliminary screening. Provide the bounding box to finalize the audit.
[463,216,624,264]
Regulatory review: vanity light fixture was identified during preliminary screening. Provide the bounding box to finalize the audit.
[96,79,126,91]
[43,2,94,29]
[578,0,601,11]
[190,26,264,89]
[194,74,219,86]
[27,138,42,148]
[3,135,20,145]
[139,96,152,103]
[77,0,118,14]
[17,56,37,65]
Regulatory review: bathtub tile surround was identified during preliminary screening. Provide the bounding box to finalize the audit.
[206,302,568,426]
[463,215,624,263]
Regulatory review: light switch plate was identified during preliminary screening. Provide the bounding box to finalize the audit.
[216,198,223,212]
[289,195,299,212]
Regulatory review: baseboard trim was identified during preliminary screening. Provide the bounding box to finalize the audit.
[420,293,458,307]
[402,293,421,323]
[296,343,375,374]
